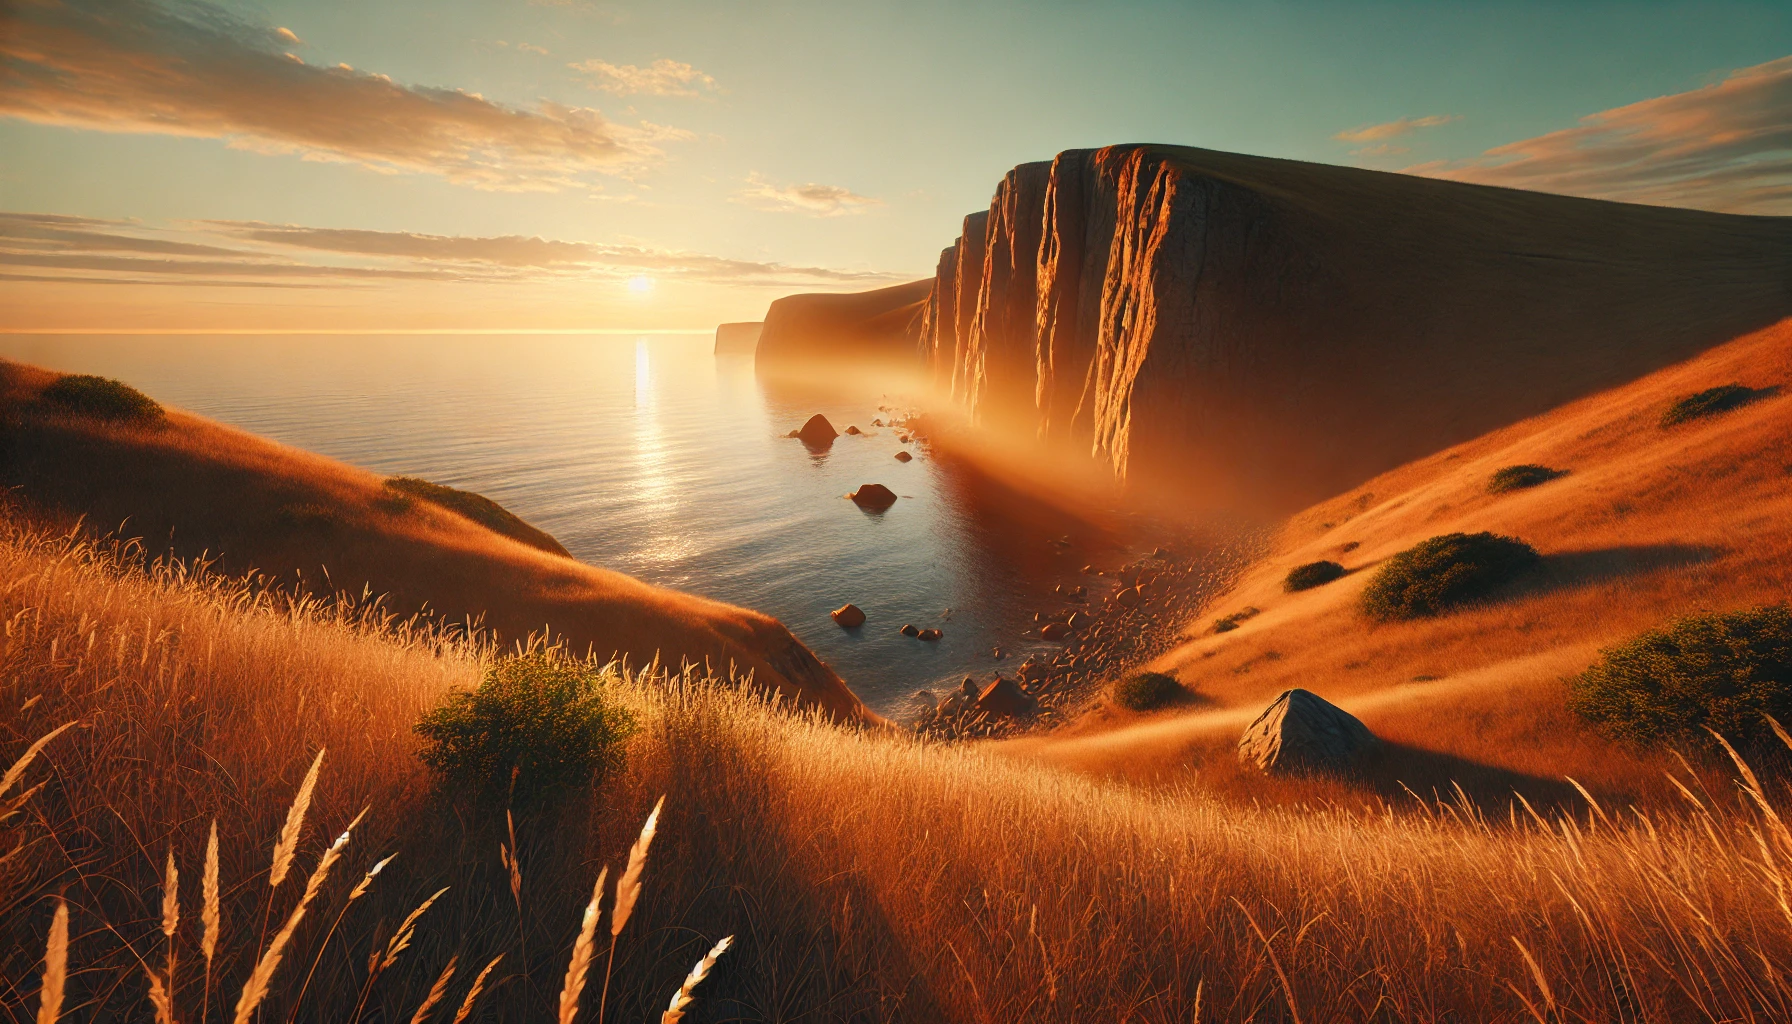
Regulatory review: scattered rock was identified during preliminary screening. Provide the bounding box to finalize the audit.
[1082,564,1095,574]
[785,429,801,438]
[1237,689,1377,775]
[1040,622,1072,641]
[844,425,863,435]
[914,688,937,710]
[900,623,919,637]
[831,603,866,628]
[1115,587,1142,608]
[849,483,898,510]
[976,677,1038,718]
[960,677,979,699]
[893,451,913,462]
[796,414,838,446]
[872,418,884,426]
[991,646,1006,660]
[1017,660,1048,684]
[917,628,942,641]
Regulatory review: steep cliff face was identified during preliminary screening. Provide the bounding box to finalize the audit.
[916,144,1792,508]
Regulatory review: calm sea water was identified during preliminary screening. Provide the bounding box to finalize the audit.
[0,333,1165,712]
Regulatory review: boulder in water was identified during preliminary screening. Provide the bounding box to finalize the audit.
[1237,689,1377,775]
[894,451,913,462]
[796,414,838,446]
[849,483,898,510]
[844,425,862,435]
[831,603,866,628]
[900,623,919,637]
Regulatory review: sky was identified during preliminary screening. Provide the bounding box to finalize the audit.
[3,0,1791,331]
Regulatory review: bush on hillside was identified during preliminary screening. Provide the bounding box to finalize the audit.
[1487,464,1566,493]
[39,374,163,422]
[1284,560,1346,592]
[385,476,570,556]
[1113,671,1184,711]
[1569,606,1792,750]
[1660,383,1771,427]
[415,653,635,807]
[1361,532,1540,620]
[1212,606,1261,634]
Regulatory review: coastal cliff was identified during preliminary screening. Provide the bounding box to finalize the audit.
[810,145,1792,508]
[755,278,931,367]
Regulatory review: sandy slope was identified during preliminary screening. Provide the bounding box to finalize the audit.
[0,360,875,723]
[1012,317,1792,794]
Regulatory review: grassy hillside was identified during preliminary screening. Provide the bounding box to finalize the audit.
[1026,316,1792,804]
[0,360,871,724]
[6,498,1792,1022]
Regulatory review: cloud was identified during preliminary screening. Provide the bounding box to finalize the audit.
[1411,56,1792,213]
[733,174,882,217]
[517,42,549,55]
[0,0,685,191]
[1333,114,1460,145]
[275,26,301,44]
[0,211,906,288]
[568,58,717,97]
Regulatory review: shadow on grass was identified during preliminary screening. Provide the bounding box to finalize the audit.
[1530,543,1720,591]
[1358,741,1585,813]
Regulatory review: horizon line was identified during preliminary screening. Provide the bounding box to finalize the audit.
[0,327,720,336]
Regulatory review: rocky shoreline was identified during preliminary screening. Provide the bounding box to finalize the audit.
[911,525,1263,741]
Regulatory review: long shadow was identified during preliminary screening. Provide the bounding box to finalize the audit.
[1525,542,1721,593]
[1357,741,1585,813]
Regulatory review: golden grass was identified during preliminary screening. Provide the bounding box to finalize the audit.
[7,515,1792,1021]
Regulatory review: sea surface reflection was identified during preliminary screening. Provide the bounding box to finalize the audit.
[0,333,1165,712]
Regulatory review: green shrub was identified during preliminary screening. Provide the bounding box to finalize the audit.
[415,654,635,807]
[1569,606,1792,750]
[385,476,570,557]
[1114,671,1184,711]
[1487,464,1565,493]
[1284,560,1346,592]
[1660,383,1770,427]
[40,374,163,422]
[1361,532,1540,620]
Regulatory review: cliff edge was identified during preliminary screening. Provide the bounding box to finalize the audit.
[791,145,1792,510]
[756,278,932,368]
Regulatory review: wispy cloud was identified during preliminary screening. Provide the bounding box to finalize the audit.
[0,212,905,288]
[1334,114,1461,145]
[568,58,717,97]
[1410,55,1792,213]
[733,174,882,217]
[0,0,687,191]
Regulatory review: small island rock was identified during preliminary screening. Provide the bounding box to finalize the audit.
[849,483,898,510]
[831,603,866,628]
[796,414,838,446]
[894,451,913,462]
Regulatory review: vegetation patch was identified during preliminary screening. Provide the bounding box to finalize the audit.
[1660,383,1773,427]
[1569,606,1792,750]
[385,476,570,556]
[1361,532,1540,620]
[1487,464,1566,493]
[1284,560,1346,592]
[415,652,636,808]
[39,374,163,422]
[1212,606,1261,633]
[274,502,342,533]
[1113,671,1185,711]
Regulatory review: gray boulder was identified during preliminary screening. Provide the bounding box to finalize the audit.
[1237,689,1376,775]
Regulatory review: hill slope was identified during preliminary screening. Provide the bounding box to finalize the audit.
[1019,316,1792,795]
[0,360,874,723]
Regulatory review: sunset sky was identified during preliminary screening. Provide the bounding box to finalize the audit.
[4,0,1791,331]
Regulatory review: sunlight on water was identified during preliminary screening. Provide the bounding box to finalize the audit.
[0,333,1156,711]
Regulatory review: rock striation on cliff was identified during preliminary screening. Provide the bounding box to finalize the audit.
[794,144,1792,509]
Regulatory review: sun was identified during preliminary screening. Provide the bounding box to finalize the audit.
[626,275,655,295]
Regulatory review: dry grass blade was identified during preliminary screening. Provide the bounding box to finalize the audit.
[1232,899,1301,1024]
[1510,936,1557,1016]
[163,845,181,939]
[145,963,175,1024]
[612,795,664,939]
[557,865,608,1024]
[407,955,459,1024]
[203,821,220,966]
[380,885,451,972]
[660,935,733,1024]
[2,721,76,800]
[232,811,361,1024]
[449,954,503,1024]
[269,748,326,889]
[37,899,68,1024]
